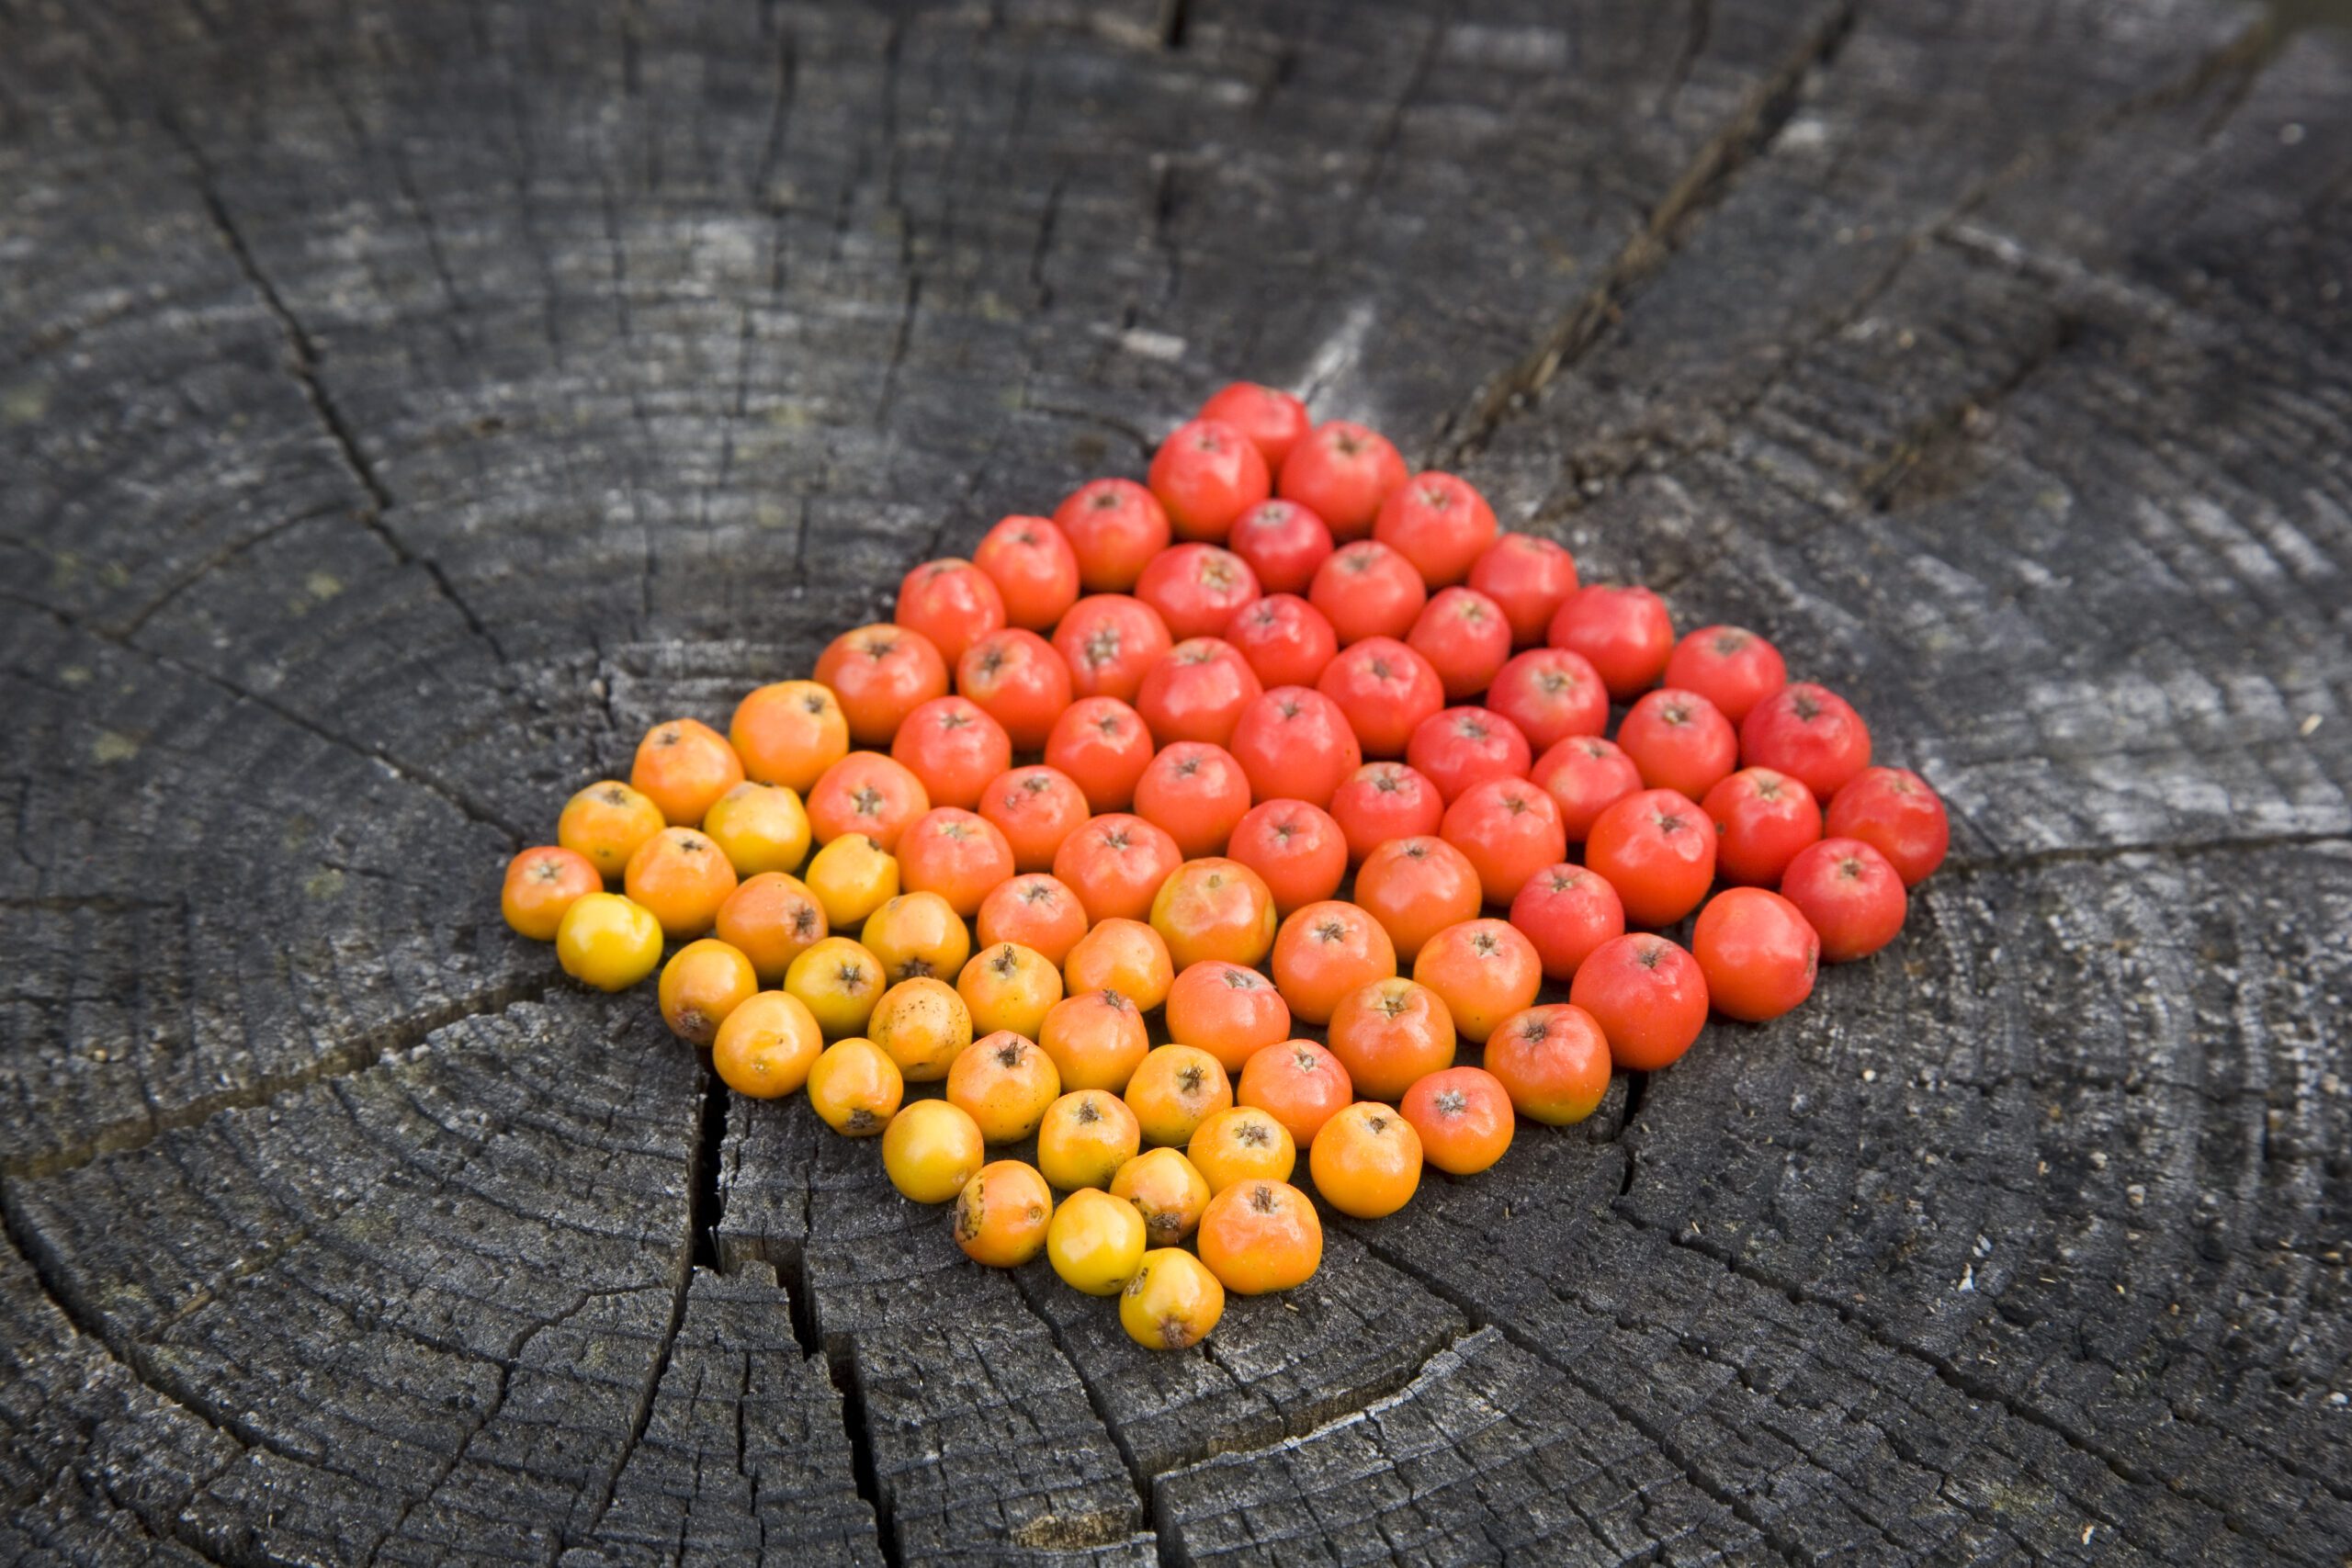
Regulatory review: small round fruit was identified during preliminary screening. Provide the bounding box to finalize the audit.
[1047,1188,1148,1295]
[1569,933,1709,1071]
[1532,734,1645,844]
[1111,1148,1214,1246]
[1779,838,1907,963]
[1374,471,1497,587]
[1227,500,1333,595]
[1693,887,1819,1022]
[1739,682,1872,801]
[977,873,1087,968]
[1326,976,1457,1101]
[1150,857,1278,971]
[814,624,950,746]
[1508,863,1625,984]
[1165,961,1292,1074]
[1307,1102,1422,1219]
[1400,1066,1514,1176]
[889,696,1012,812]
[1227,799,1348,916]
[1665,625,1787,724]
[1237,1040,1353,1148]
[1227,687,1362,811]
[1134,741,1254,860]
[803,832,899,929]
[956,627,1073,752]
[861,890,973,986]
[807,752,931,852]
[882,1100,986,1204]
[503,846,602,941]
[625,827,741,940]
[1468,533,1578,647]
[1136,637,1262,750]
[1197,1179,1322,1294]
[1408,587,1512,702]
[1062,920,1175,1012]
[1037,1089,1142,1190]
[947,1030,1061,1143]
[703,782,813,876]
[1150,417,1272,542]
[1309,539,1428,646]
[866,976,975,1083]
[731,680,852,793]
[783,936,888,1038]
[1328,762,1444,862]
[1125,1043,1234,1148]
[1825,767,1949,886]
[1226,592,1340,690]
[1617,689,1738,803]
[559,782,667,880]
[1038,989,1152,1093]
[1053,594,1173,704]
[1407,706,1532,806]
[1546,585,1673,702]
[711,990,824,1099]
[973,513,1081,632]
[555,892,664,992]
[1278,421,1407,539]
[1485,1004,1612,1125]
[807,1036,903,1134]
[1486,648,1609,752]
[1270,900,1397,1026]
[631,717,745,829]
[1046,696,1157,813]
[1121,1247,1226,1350]
[1584,788,1717,929]
[1411,919,1541,1043]
[1200,381,1311,469]
[716,872,829,985]
[659,938,759,1045]
[956,942,1063,1041]
[952,1159,1053,1267]
[978,765,1089,874]
[1136,541,1261,640]
[895,557,1005,666]
[1054,478,1171,592]
[1441,777,1568,908]
[895,808,1015,918]
[1187,1106,1297,1194]
[1353,836,1483,963]
[1315,637,1443,758]
[1055,813,1184,925]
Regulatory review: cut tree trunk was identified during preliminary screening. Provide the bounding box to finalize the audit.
[3,1,2348,1563]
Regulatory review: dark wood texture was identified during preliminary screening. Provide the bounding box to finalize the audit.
[3,1,2347,1562]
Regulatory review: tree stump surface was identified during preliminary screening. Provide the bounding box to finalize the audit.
[3,1,2348,1562]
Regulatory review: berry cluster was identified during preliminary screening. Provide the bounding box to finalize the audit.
[501,380,1950,1352]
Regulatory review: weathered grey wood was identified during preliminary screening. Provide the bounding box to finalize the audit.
[2,0,2346,1562]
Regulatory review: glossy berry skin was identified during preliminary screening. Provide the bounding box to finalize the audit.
[894,558,1006,666]
[881,1100,985,1204]
[559,781,667,881]
[1692,888,1819,1022]
[1120,1247,1225,1349]
[1039,988,1152,1092]
[1531,736,1645,844]
[895,807,1016,918]
[1166,962,1293,1075]
[974,514,1081,631]
[1440,777,1567,907]
[1278,422,1408,540]
[1307,1102,1423,1219]
[1373,471,1498,587]
[816,624,951,746]
[1046,696,1157,814]
[556,893,664,992]
[808,752,931,852]
[1412,918,1542,1043]
[1136,637,1263,750]
[1150,417,1272,541]
[1268,898,1396,1026]
[1315,638,1444,759]
[1779,838,1907,963]
[1238,1039,1354,1148]
[1227,500,1334,595]
[1228,687,1362,807]
[631,717,745,829]
[730,681,851,795]
[1053,594,1173,705]
[703,783,813,878]
[1468,534,1578,647]
[503,846,603,941]
[1328,762,1445,863]
[1327,977,1457,1102]
[1059,926,1172,1036]
[1196,1176,1321,1293]
[1226,593,1340,690]
[1227,800,1348,917]
[890,696,1012,812]
[805,833,899,930]
[1664,625,1787,725]
[1569,933,1709,1071]
[1038,1092,1143,1192]
[1702,767,1822,887]
[712,990,825,1100]
[1112,1147,1213,1246]
[1149,857,1278,971]
[1309,540,1428,646]
[1825,767,1949,886]
[1508,863,1627,984]
[1408,588,1513,702]
[1407,706,1532,806]
[1133,742,1254,861]
[717,872,831,986]
[948,1031,1063,1143]
[1484,1003,1612,1125]
[1054,814,1185,925]
[1054,478,1171,591]
[1354,836,1484,963]
[862,893,973,989]
[626,828,740,940]
[867,976,975,1082]
[978,765,1090,874]
[1546,585,1674,702]
[1616,688,1739,802]
[1136,543,1261,641]
[806,1037,902,1135]
[1125,1043,1235,1149]
[1046,1187,1147,1295]
[1400,1066,1514,1176]
[1739,682,1872,802]
[977,873,1089,969]
[956,627,1071,752]
[1199,381,1311,469]
[1582,788,1717,929]
[1486,649,1609,753]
